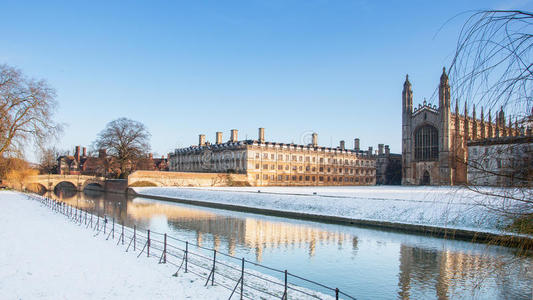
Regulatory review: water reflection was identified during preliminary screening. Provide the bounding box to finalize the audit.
[48,189,533,299]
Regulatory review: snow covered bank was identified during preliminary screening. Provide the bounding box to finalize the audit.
[133,186,531,235]
[0,191,227,299]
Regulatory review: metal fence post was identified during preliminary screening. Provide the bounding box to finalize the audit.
[185,241,188,273]
[85,210,87,225]
[241,258,244,300]
[212,250,216,286]
[134,225,136,251]
[121,223,124,245]
[163,233,167,263]
[336,288,339,300]
[284,270,288,299]
[147,230,150,257]
[104,216,107,234]
[112,217,115,239]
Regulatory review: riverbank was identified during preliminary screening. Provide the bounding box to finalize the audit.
[131,186,533,248]
[0,191,227,299]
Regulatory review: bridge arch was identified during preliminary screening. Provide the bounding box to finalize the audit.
[81,179,105,192]
[53,181,77,193]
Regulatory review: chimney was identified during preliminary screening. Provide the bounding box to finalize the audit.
[340,140,345,150]
[312,133,318,147]
[216,132,223,144]
[354,138,360,151]
[230,129,238,142]
[149,153,153,159]
[385,145,390,156]
[82,147,87,157]
[258,128,265,143]
[74,146,80,161]
[368,146,373,156]
[378,144,384,155]
[199,134,206,146]
[98,149,107,158]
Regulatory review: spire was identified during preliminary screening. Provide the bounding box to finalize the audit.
[473,104,476,119]
[464,100,468,116]
[404,74,410,87]
[455,98,459,114]
[440,66,449,84]
[480,106,484,122]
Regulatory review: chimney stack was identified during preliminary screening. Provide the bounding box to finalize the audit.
[312,133,318,147]
[354,138,360,151]
[149,153,153,159]
[340,140,345,150]
[230,129,238,142]
[216,132,223,144]
[258,128,265,143]
[74,146,80,161]
[378,144,384,155]
[98,149,106,158]
[82,147,87,157]
[199,134,206,146]
[368,146,373,156]
[385,145,390,156]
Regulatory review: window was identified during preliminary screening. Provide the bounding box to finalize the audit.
[414,125,439,161]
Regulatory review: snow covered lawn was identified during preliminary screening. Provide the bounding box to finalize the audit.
[0,191,227,299]
[133,185,531,235]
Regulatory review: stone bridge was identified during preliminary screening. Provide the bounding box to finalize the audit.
[25,175,106,192]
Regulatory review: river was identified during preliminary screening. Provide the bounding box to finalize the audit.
[49,188,533,299]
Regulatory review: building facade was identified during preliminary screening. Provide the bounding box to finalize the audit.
[375,144,402,185]
[467,136,532,186]
[169,128,377,186]
[402,68,520,185]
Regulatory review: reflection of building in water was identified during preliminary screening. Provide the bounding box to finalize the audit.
[397,245,529,299]
[126,201,354,260]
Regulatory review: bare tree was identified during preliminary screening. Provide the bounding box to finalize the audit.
[93,118,151,178]
[448,10,532,236]
[449,10,532,118]
[38,147,61,174]
[0,64,61,157]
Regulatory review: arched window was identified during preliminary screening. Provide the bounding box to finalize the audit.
[414,125,438,161]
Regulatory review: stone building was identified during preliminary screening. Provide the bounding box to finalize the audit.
[467,136,532,186]
[375,144,402,185]
[401,68,520,185]
[168,128,376,186]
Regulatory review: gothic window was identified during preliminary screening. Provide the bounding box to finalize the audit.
[414,125,439,161]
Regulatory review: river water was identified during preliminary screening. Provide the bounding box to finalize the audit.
[49,188,533,299]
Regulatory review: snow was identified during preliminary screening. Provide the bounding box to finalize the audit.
[0,191,228,299]
[133,185,532,235]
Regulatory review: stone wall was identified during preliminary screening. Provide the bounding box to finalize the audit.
[128,171,249,187]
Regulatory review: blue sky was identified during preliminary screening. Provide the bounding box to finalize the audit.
[1,0,531,161]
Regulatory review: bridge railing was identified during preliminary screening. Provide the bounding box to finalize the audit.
[29,194,357,300]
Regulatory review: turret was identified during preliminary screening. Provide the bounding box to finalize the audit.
[472,104,477,140]
[464,100,469,140]
[488,109,493,138]
[439,67,451,110]
[402,75,413,115]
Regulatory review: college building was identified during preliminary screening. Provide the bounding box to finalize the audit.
[168,128,377,186]
[401,68,522,185]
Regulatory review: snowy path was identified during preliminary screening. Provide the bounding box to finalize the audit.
[0,191,226,300]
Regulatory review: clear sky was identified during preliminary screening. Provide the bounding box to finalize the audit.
[1,0,531,162]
